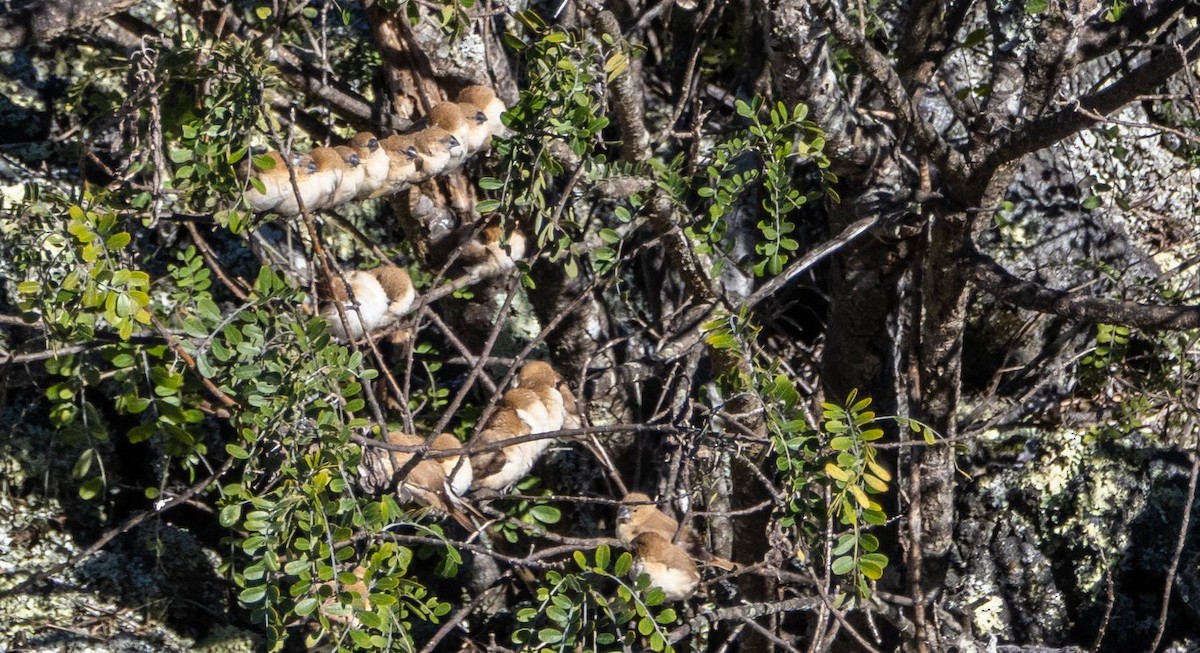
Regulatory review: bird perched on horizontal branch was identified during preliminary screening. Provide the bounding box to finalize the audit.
[243,150,317,215]
[371,134,421,198]
[617,492,736,571]
[469,361,578,491]
[327,145,363,207]
[456,85,506,148]
[350,132,390,200]
[629,531,700,601]
[319,265,415,342]
[357,431,473,528]
[411,127,459,182]
[460,224,527,277]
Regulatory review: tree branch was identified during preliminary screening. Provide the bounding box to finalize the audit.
[966,245,1200,330]
[811,0,958,173]
[981,25,1200,174]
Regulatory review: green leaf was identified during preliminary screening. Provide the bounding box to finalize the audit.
[294,596,318,616]
[78,476,103,500]
[239,585,267,604]
[595,544,610,571]
[1026,0,1047,13]
[830,555,855,576]
[219,503,242,527]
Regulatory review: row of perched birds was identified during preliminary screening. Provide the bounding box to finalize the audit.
[356,360,579,506]
[315,224,525,342]
[244,85,505,216]
[354,359,733,602]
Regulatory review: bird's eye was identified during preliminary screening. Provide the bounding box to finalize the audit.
[369,138,379,150]
[474,111,487,124]
[449,136,461,148]
[405,146,419,159]
[350,155,361,165]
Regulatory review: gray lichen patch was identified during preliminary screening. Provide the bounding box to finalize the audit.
[0,491,258,651]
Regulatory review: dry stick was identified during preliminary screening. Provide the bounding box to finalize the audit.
[740,616,803,653]
[384,278,521,486]
[353,425,689,461]
[1149,415,1200,653]
[184,221,251,301]
[417,582,508,653]
[666,597,820,644]
[432,276,521,437]
[0,455,236,599]
[1091,564,1116,653]
[422,310,498,394]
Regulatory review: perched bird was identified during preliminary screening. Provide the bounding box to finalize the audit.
[244,151,318,214]
[426,102,471,163]
[617,492,736,571]
[350,132,390,199]
[514,360,577,432]
[302,146,347,211]
[468,395,541,492]
[468,360,578,491]
[357,431,473,513]
[410,127,459,182]
[456,85,506,145]
[327,146,364,207]
[371,134,421,198]
[629,532,700,602]
[320,265,416,342]
[460,225,526,276]
[454,100,492,154]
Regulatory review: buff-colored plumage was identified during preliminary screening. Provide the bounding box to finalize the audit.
[320,265,415,342]
[426,102,470,163]
[328,145,363,206]
[350,132,390,199]
[357,431,473,527]
[245,151,319,216]
[630,532,699,601]
[411,127,458,181]
[461,225,526,277]
[305,146,347,211]
[617,492,736,570]
[371,134,421,198]
[456,85,506,144]
[455,101,491,153]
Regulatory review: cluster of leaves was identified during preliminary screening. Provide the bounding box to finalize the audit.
[820,391,891,608]
[492,477,564,544]
[658,98,834,279]
[514,545,680,652]
[484,11,614,277]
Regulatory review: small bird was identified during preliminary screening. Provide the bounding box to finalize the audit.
[454,101,492,154]
[358,431,472,508]
[410,127,459,182]
[350,132,390,199]
[456,85,506,145]
[460,225,526,277]
[320,265,416,342]
[303,146,347,211]
[513,360,577,432]
[327,145,363,207]
[426,102,471,164]
[370,134,421,198]
[244,151,318,215]
[629,532,700,602]
[468,361,578,491]
[617,492,736,571]
[468,395,542,492]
